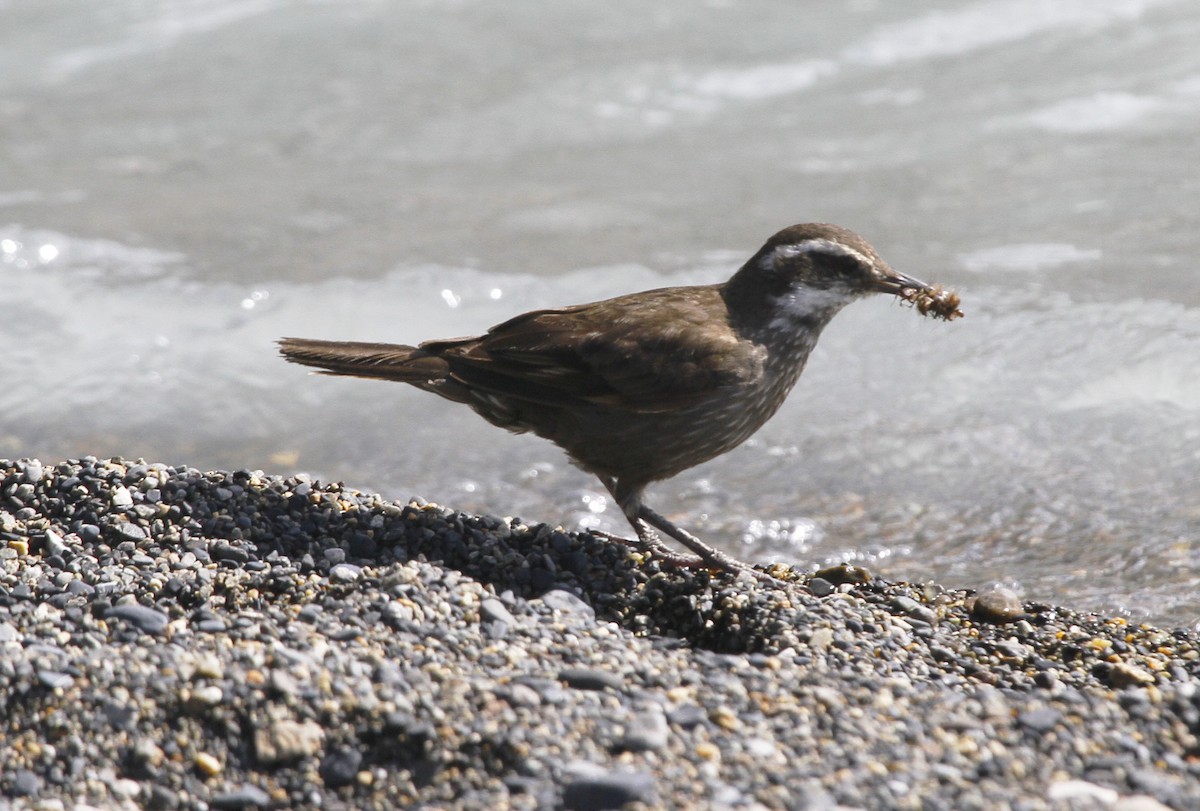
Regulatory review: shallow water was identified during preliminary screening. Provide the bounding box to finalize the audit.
[3,0,1199,626]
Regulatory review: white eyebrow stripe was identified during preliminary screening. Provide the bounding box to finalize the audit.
[776,238,874,267]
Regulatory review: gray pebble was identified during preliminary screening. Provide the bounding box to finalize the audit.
[211,543,250,564]
[619,708,670,752]
[132,738,165,770]
[66,579,94,595]
[112,522,147,542]
[269,669,301,696]
[997,640,1031,659]
[22,461,44,484]
[808,627,834,650]
[36,670,73,690]
[43,529,67,557]
[562,765,659,811]
[146,784,179,810]
[106,603,170,635]
[1018,708,1062,734]
[503,683,542,708]
[559,667,624,691]
[210,785,271,809]
[319,746,363,787]
[808,577,835,597]
[102,701,139,731]
[10,769,39,797]
[541,588,595,619]
[331,563,362,582]
[666,703,707,729]
[480,597,517,626]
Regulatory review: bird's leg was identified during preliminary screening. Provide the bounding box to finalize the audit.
[637,504,779,583]
[603,479,778,582]
[589,478,705,566]
[630,518,709,568]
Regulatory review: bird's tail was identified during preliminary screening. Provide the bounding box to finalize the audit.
[277,337,447,383]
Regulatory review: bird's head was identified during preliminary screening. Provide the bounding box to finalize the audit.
[724,223,935,332]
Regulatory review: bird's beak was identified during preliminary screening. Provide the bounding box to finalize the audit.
[871,267,931,297]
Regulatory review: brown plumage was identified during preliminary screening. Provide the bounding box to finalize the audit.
[279,223,959,580]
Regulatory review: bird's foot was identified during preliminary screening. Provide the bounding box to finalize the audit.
[590,524,782,585]
[587,528,706,568]
[636,508,784,585]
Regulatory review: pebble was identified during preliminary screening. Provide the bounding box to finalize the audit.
[22,461,44,483]
[210,784,271,809]
[112,522,147,542]
[969,587,1027,623]
[10,769,39,797]
[1109,661,1157,688]
[43,529,67,557]
[618,708,670,752]
[132,738,166,771]
[1017,707,1062,734]
[559,667,624,691]
[480,596,517,626]
[562,765,659,811]
[188,684,224,707]
[1,457,1199,811]
[814,563,872,584]
[330,563,361,583]
[666,703,708,729]
[211,543,250,564]
[106,603,170,635]
[194,752,222,777]
[807,576,835,597]
[318,747,363,788]
[540,588,595,619]
[36,669,73,690]
[254,720,324,765]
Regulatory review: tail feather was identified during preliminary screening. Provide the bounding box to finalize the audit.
[278,337,446,383]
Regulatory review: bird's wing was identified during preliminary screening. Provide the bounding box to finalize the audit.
[422,286,765,413]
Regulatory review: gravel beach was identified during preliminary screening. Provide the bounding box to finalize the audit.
[1,457,1197,810]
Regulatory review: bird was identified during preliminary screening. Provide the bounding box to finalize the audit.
[279,223,960,581]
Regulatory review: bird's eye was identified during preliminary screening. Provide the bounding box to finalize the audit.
[819,250,869,276]
[781,238,873,276]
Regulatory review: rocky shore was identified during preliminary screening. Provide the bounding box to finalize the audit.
[1,457,1198,810]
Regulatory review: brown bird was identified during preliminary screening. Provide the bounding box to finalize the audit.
[279,223,958,581]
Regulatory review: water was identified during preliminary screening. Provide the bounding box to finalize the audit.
[3,0,1199,626]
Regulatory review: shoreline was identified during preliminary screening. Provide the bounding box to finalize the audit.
[2,457,1197,810]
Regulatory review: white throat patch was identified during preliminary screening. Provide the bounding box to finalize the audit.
[766,286,852,332]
